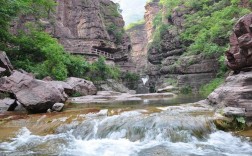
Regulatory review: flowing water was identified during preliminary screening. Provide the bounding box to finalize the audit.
[0,95,252,156]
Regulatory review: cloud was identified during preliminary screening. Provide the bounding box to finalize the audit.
[111,0,148,26]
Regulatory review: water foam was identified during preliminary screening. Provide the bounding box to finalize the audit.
[1,110,252,156]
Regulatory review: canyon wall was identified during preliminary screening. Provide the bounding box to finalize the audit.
[126,24,148,74]
[145,2,218,92]
[128,0,218,92]
[12,0,134,72]
[126,0,160,75]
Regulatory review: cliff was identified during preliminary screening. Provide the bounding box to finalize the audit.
[126,0,160,75]
[144,0,161,42]
[12,0,133,71]
[208,13,252,121]
[126,24,148,74]
[138,0,251,93]
[147,4,219,92]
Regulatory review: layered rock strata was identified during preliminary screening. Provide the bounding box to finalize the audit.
[146,4,219,92]
[127,0,160,74]
[127,24,148,73]
[226,13,252,71]
[12,0,134,71]
[144,0,162,41]
[208,13,252,119]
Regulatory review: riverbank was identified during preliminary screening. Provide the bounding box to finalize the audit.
[1,95,252,155]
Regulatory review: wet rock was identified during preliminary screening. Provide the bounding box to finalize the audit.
[52,103,64,112]
[157,86,178,93]
[138,146,170,156]
[222,107,246,117]
[0,71,68,113]
[66,77,97,96]
[0,51,13,76]
[208,71,252,118]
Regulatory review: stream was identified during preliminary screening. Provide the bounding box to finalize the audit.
[0,95,252,156]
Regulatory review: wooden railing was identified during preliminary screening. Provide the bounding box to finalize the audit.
[70,48,114,60]
[90,48,114,60]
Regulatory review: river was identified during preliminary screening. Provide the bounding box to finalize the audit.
[0,95,252,156]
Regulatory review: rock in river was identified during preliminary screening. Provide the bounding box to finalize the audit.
[208,71,252,118]
[0,71,68,113]
[66,77,97,96]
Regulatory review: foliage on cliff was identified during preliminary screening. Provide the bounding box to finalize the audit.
[124,20,145,30]
[0,0,120,81]
[155,0,252,57]
[148,0,252,94]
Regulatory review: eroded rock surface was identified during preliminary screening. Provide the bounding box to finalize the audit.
[12,0,134,72]
[226,13,252,71]
[145,4,219,92]
[66,77,97,96]
[0,71,68,113]
[208,71,252,118]
[127,24,148,74]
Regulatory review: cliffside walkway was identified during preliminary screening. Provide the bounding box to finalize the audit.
[71,48,114,60]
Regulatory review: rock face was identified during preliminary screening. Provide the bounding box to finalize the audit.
[98,79,132,93]
[144,0,161,41]
[146,4,219,92]
[12,0,134,72]
[0,71,68,113]
[126,0,161,74]
[208,13,252,119]
[127,24,148,73]
[56,0,133,71]
[208,71,252,118]
[66,77,97,96]
[226,13,252,71]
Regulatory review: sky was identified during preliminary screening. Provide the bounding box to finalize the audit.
[111,0,148,26]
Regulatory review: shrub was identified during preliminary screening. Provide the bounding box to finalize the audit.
[107,24,124,44]
[122,72,140,90]
[180,85,192,94]
[200,78,224,97]
[85,57,121,81]
[125,20,145,30]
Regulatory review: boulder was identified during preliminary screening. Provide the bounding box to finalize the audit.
[226,13,252,71]
[222,107,246,117]
[208,71,252,118]
[0,98,16,112]
[52,103,64,112]
[66,77,97,96]
[0,71,68,113]
[0,51,13,76]
[49,81,73,96]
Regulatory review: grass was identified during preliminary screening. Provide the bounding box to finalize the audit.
[200,78,225,97]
